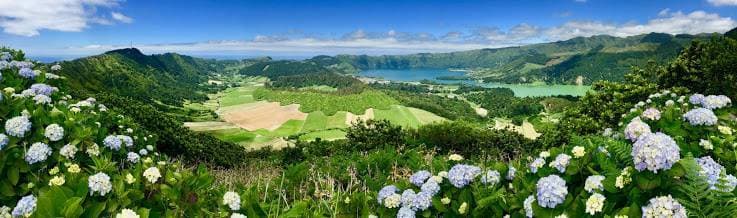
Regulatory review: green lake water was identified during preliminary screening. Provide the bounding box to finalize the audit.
[359,69,591,97]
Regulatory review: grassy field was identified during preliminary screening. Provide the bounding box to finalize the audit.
[253,88,398,115]
[184,79,447,148]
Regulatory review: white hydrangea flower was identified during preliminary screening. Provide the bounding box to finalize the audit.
[539,151,550,158]
[230,213,246,218]
[125,173,136,184]
[127,152,140,163]
[44,124,64,141]
[448,154,464,161]
[223,191,241,211]
[115,209,139,218]
[700,139,713,150]
[384,194,401,208]
[615,167,633,189]
[143,167,161,183]
[88,172,112,196]
[60,144,78,159]
[572,146,585,158]
[718,126,733,135]
[585,193,605,215]
[48,176,65,186]
[584,175,605,193]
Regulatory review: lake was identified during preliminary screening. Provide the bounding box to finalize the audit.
[359,69,591,97]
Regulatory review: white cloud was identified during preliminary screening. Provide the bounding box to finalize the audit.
[111,12,133,23]
[0,0,127,36]
[708,0,737,6]
[47,10,737,56]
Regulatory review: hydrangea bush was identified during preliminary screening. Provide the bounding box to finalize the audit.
[0,49,267,217]
[375,89,737,217]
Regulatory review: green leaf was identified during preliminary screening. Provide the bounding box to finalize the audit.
[62,197,84,218]
[7,167,19,185]
[82,202,106,218]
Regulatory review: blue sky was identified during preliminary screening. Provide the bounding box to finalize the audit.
[1,0,737,58]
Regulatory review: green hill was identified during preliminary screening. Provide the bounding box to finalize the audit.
[333,33,715,84]
[56,48,221,106]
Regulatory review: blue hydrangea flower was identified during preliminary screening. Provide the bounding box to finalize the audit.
[632,132,680,173]
[103,135,122,150]
[700,95,731,109]
[410,191,432,211]
[696,156,724,187]
[410,170,432,187]
[683,108,718,126]
[11,195,36,217]
[5,115,32,137]
[25,142,52,164]
[529,157,545,173]
[420,180,440,196]
[689,94,705,105]
[397,206,415,218]
[118,135,134,147]
[720,175,737,192]
[641,195,687,218]
[536,175,568,208]
[524,195,535,218]
[480,170,501,186]
[0,134,8,150]
[29,83,56,96]
[377,185,398,204]
[400,189,416,207]
[0,52,11,61]
[127,152,141,163]
[448,164,481,188]
[549,154,571,173]
[18,67,36,79]
[624,117,651,142]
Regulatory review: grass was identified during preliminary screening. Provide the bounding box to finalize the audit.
[299,85,337,92]
[298,129,347,141]
[253,88,398,115]
[207,128,257,144]
[408,107,446,124]
[220,86,258,107]
[374,105,422,128]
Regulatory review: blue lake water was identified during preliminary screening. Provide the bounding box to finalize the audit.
[359,69,591,97]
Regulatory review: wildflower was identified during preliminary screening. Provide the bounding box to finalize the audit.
[115,209,139,218]
[420,180,440,196]
[481,170,501,185]
[506,165,517,180]
[223,191,241,210]
[410,191,432,211]
[48,176,65,186]
[25,142,52,164]
[458,202,468,214]
[18,67,36,78]
[127,152,140,163]
[143,167,161,183]
[410,170,431,186]
[441,197,451,204]
[448,164,481,188]
[11,195,36,217]
[615,167,633,189]
[5,115,32,137]
[524,195,535,218]
[718,126,733,135]
[624,117,651,142]
[67,164,81,174]
[549,154,571,173]
[448,154,464,161]
[529,158,545,173]
[572,146,585,158]
[125,173,136,184]
[377,185,398,204]
[400,189,416,207]
[397,206,415,218]
[44,124,64,141]
[103,135,122,150]
[641,108,661,121]
[585,193,605,215]
[632,132,680,173]
[383,194,401,208]
[86,143,100,156]
[683,108,718,126]
[60,144,77,159]
[536,175,568,208]
[88,172,112,196]
[584,175,605,193]
[0,134,8,150]
[700,139,713,150]
[230,213,246,218]
[641,195,687,218]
